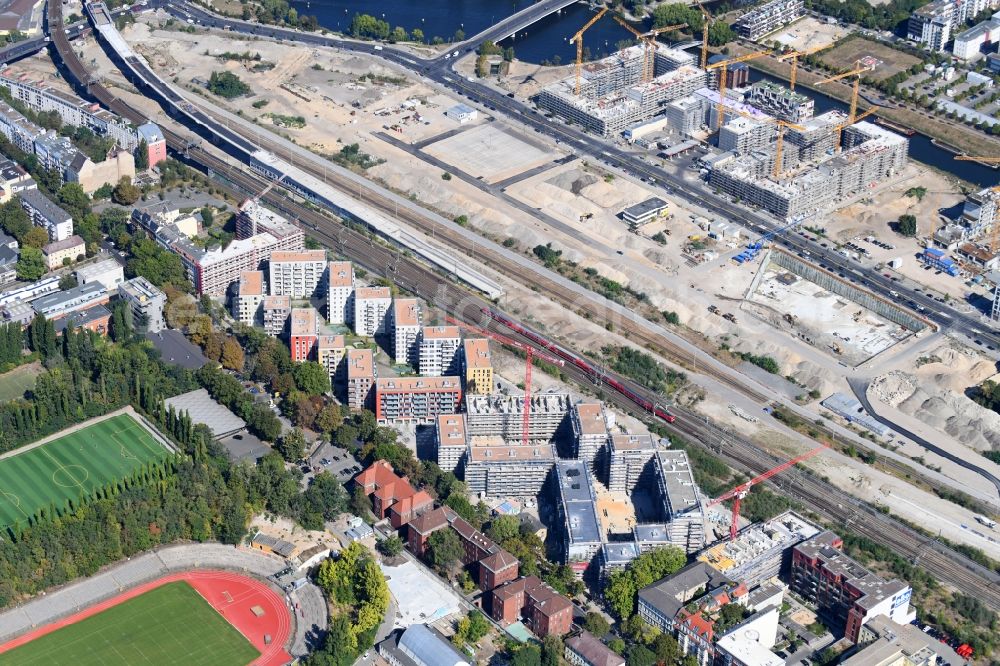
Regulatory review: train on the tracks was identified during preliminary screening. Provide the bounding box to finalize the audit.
[482,308,677,423]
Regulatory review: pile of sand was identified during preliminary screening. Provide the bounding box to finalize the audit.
[871,370,1000,451]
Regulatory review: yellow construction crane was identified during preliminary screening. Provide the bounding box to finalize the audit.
[706,50,771,129]
[772,119,805,178]
[817,60,875,125]
[612,15,687,82]
[775,45,826,91]
[694,0,712,69]
[830,106,877,150]
[569,7,609,96]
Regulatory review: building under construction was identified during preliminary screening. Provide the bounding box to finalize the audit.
[709,121,909,218]
[537,45,709,137]
[745,80,814,123]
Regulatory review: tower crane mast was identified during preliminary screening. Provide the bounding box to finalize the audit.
[707,445,827,540]
[445,316,564,447]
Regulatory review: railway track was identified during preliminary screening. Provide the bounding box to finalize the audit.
[48,4,1000,609]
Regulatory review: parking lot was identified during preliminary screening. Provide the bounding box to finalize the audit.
[306,440,361,485]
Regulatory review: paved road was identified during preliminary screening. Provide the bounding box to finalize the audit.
[0,543,327,658]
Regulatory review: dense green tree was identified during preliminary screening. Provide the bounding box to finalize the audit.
[112,176,140,205]
[293,361,331,395]
[427,527,463,571]
[208,71,251,99]
[897,213,917,237]
[126,237,187,288]
[16,246,45,281]
[486,515,521,544]
[57,183,91,222]
[511,645,542,666]
[541,635,562,666]
[583,611,611,637]
[0,199,30,241]
[378,535,403,557]
[23,227,48,249]
[134,138,149,170]
[275,428,306,462]
[604,546,686,619]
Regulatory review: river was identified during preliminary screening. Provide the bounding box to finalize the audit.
[289,0,997,186]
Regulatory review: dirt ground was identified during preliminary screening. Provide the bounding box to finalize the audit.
[769,16,852,52]
[820,36,922,82]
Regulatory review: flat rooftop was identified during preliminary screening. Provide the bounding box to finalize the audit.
[270,249,326,263]
[164,388,246,438]
[611,433,656,452]
[463,338,491,368]
[656,450,701,515]
[376,376,461,392]
[290,307,317,336]
[356,286,391,300]
[556,460,602,545]
[466,443,556,462]
[422,325,460,340]
[346,348,375,379]
[622,197,668,218]
[238,270,265,296]
[573,403,608,436]
[467,393,572,415]
[698,511,821,574]
[328,260,354,288]
[436,413,468,447]
[392,298,420,327]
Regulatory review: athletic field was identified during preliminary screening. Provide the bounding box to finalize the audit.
[0,413,171,532]
[0,581,260,666]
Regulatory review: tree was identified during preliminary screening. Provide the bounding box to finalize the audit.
[293,361,332,395]
[112,176,140,205]
[134,138,149,170]
[583,611,610,637]
[23,226,49,249]
[604,546,686,619]
[411,28,424,42]
[57,183,91,221]
[467,610,490,642]
[486,514,521,544]
[349,13,390,40]
[200,206,214,227]
[897,213,917,237]
[315,404,343,436]
[275,428,307,462]
[512,645,542,666]
[389,26,407,42]
[653,632,681,662]
[58,273,77,291]
[16,246,46,281]
[541,635,562,666]
[378,535,403,557]
[208,71,251,99]
[221,337,245,371]
[427,528,463,572]
[626,644,658,666]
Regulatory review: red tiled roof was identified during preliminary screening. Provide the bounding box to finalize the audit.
[408,507,452,535]
[480,549,518,573]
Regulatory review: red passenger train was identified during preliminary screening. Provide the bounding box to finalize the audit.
[482,308,677,423]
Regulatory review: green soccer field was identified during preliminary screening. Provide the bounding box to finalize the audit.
[0,581,260,666]
[0,413,172,532]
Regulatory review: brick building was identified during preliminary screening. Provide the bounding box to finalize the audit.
[490,576,574,637]
[355,460,434,530]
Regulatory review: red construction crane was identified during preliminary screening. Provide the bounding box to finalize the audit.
[707,444,827,540]
[445,316,564,447]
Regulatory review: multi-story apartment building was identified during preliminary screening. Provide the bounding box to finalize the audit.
[234,198,304,244]
[435,413,468,474]
[655,450,706,554]
[42,235,84,270]
[232,270,266,326]
[268,249,327,298]
[909,0,996,51]
[0,101,44,154]
[0,69,139,148]
[570,402,610,473]
[745,81,814,123]
[317,334,347,382]
[719,117,777,156]
[462,338,493,394]
[537,46,708,137]
[419,325,462,376]
[637,561,735,635]
[463,443,556,498]
[374,376,462,424]
[137,122,167,168]
[117,276,166,333]
[18,188,72,241]
[490,576,574,637]
[289,307,318,362]
[734,0,804,40]
[354,286,392,336]
[327,260,354,325]
[193,232,303,297]
[607,433,658,493]
[790,531,915,642]
[554,460,602,573]
[262,295,291,337]
[391,297,421,366]
[0,159,34,204]
[698,511,821,588]
[346,348,376,411]
[465,393,572,442]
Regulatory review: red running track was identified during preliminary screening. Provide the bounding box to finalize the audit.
[0,569,293,666]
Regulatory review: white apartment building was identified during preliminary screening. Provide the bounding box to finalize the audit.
[419,325,462,377]
[74,258,124,292]
[262,294,291,337]
[391,298,421,366]
[268,249,327,298]
[353,286,392,336]
[317,334,347,382]
[232,270,266,326]
[909,0,997,51]
[327,260,355,325]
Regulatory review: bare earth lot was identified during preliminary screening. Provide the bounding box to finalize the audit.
[820,36,922,81]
